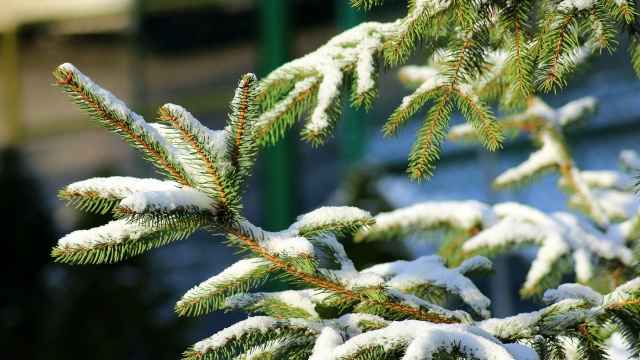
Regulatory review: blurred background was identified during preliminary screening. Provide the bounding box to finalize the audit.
[1,1,639,359]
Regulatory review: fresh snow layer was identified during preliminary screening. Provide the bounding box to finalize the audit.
[542,283,603,305]
[226,290,320,320]
[192,316,321,353]
[66,176,180,198]
[161,103,230,160]
[119,187,215,213]
[178,259,272,308]
[235,206,371,260]
[363,256,492,319]
[578,170,635,190]
[309,327,344,360]
[294,206,372,232]
[558,0,596,11]
[398,65,439,84]
[58,219,151,250]
[494,132,563,186]
[259,21,397,134]
[527,96,596,128]
[328,321,529,360]
[464,202,634,293]
[58,63,193,181]
[361,200,498,238]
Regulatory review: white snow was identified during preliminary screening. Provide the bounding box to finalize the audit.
[399,65,439,84]
[553,212,634,266]
[478,310,545,340]
[457,256,494,275]
[523,233,570,291]
[257,76,319,127]
[558,0,596,11]
[226,290,320,320]
[526,96,596,127]
[161,103,229,160]
[542,283,603,305]
[321,268,385,290]
[57,218,151,250]
[328,321,527,360]
[230,73,257,109]
[65,176,180,199]
[448,122,476,140]
[177,258,273,308]
[258,22,397,135]
[259,235,315,257]
[363,255,492,319]
[494,132,563,186]
[606,212,640,245]
[462,217,548,252]
[477,50,508,93]
[192,316,321,353]
[577,170,635,190]
[234,221,315,258]
[309,327,344,360]
[399,74,448,110]
[556,97,596,126]
[119,187,216,213]
[293,206,372,233]
[464,202,634,294]
[605,332,635,360]
[58,63,191,181]
[571,248,593,284]
[601,277,640,305]
[360,200,498,239]
[586,188,638,219]
[308,65,342,132]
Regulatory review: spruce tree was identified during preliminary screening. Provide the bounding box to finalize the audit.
[51,1,640,358]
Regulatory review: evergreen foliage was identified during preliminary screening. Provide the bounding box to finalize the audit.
[50,1,640,359]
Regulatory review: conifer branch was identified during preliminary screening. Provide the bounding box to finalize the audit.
[158,106,230,211]
[52,217,207,264]
[225,73,260,182]
[231,77,251,169]
[59,189,120,215]
[185,317,319,360]
[225,291,321,320]
[48,1,640,356]
[225,225,461,324]
[542,13,577,92]
[54,65,193,187]
[176,259,278,317]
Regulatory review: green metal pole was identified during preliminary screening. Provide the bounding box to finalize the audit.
[2,28,23,145]
[258,0,297,231]
[336,1,367,171]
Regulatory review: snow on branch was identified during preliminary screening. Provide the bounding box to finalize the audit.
[363,255,493,319]
[53,218,204,264]
[355,200,498,243]
[294,206,374,238]
[464,202,635,297]
[225,290,321,321]
[186,316,322,360]
[479,278,640,357]
[325,320,535,360]
[256,21,396,145]
[118,187,216,215]
[451,96,609,227]
[155,104,233,208]
[176,258,277,317]
[54,64,195,187]
[60,176,181,214]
